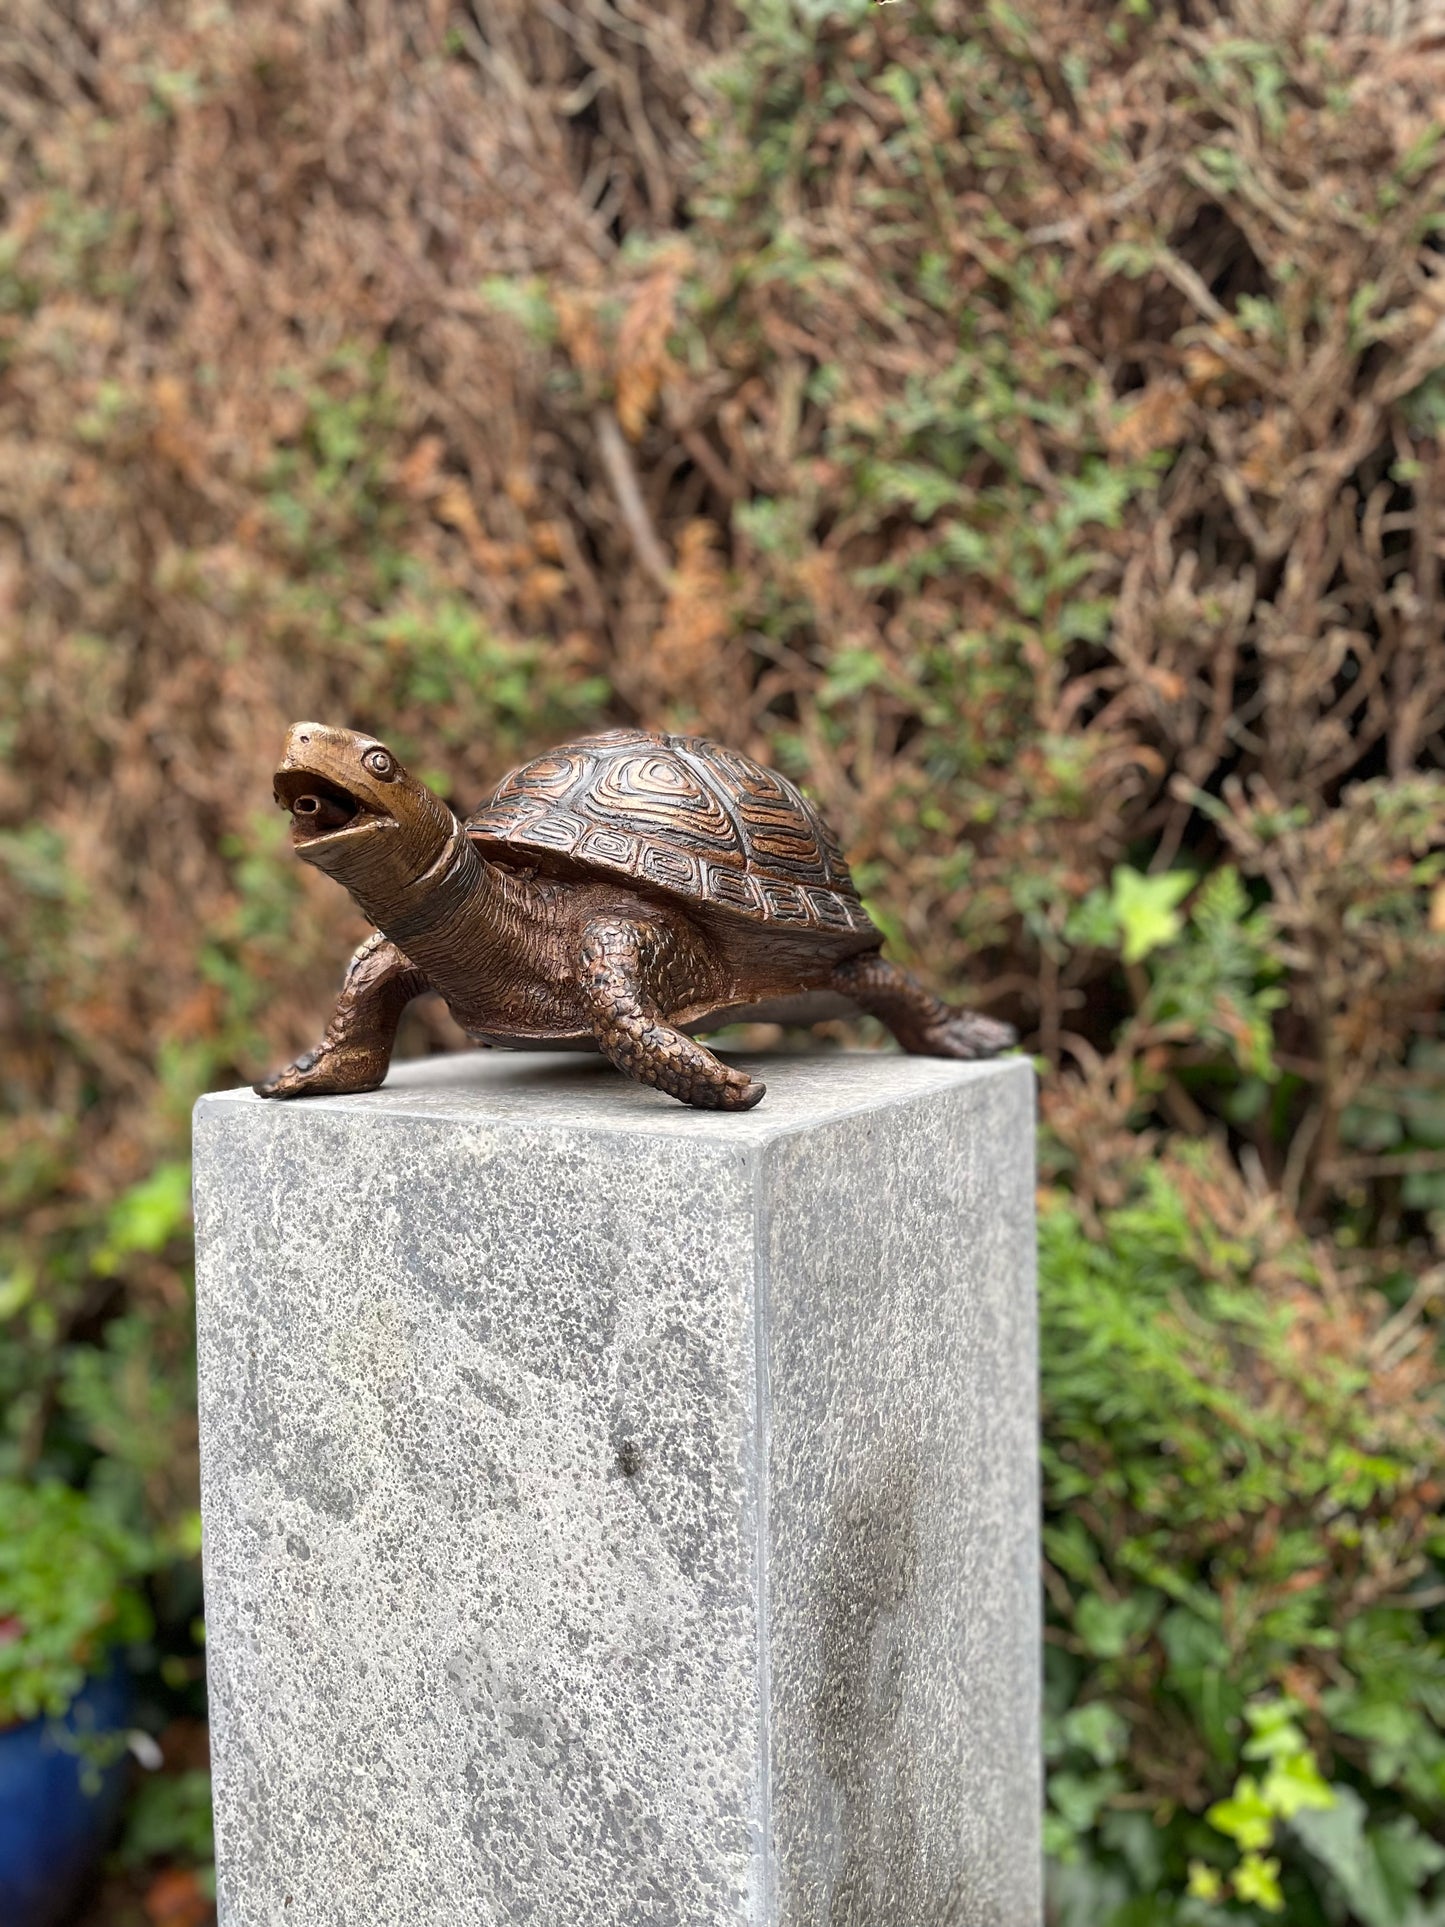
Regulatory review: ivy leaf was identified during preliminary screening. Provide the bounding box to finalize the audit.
[1064,885,1119,951]
[1060,1702,1130,1767]
[1207,1775,1276,1852]
[1290,1788,1445,1927]
[1263,1750,1335,1821]
[1110,866,1194,964]
[1187,1860,1226,1902]
[1076,1591,1157,1659]
[1243,1697,1310,1761]
[1234,1851,1285,1913]
[1049,1768,1124,1833]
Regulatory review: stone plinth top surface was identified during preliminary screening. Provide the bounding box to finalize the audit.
[199,1043,1016,1139]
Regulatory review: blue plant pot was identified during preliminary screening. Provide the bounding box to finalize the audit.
[0,1667,133,1927]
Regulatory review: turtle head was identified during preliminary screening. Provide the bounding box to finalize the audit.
[272,723,456,912]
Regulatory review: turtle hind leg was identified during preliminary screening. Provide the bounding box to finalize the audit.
[254,934,429,1099]
[579,919,766,1111]
[831,952,1016,1060]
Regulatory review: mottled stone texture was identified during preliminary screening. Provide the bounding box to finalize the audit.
[194,1051,1039,1927]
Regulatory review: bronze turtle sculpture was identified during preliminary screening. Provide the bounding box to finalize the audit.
[256,723,1015,1110]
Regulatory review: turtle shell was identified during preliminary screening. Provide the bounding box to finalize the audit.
[466,729,880,944]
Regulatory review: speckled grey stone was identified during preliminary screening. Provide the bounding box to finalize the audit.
[194,1050,1039,1926]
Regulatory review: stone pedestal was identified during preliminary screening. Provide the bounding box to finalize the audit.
[194,1050,1039,1926]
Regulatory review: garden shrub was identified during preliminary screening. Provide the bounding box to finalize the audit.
[1040,1142,1445,1920]
[0,1480,151,1728]
[2,0,1445,1918]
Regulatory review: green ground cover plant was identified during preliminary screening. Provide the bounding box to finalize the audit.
[3,0,1445,1919]
[0,1481,150,1728]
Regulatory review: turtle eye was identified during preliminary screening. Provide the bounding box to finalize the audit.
[363,747,396,781]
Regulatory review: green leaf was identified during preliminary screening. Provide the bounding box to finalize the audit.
[1243,1697,1309,1761]
[120,1768,214,1877]
[1110,866,1194,964]
[1064,886,1119,951]
[1050,1768,1124,1832]
[1099,241,1158,279]
[1060,1701,1131,1767]
[1187,1859,1226,1902]
[820,648,889,706]
[0,1264,37,1320]
[1076,1590,1156,1659]
[478,274,558,344]
[1234,1851,1285,1912]
[1291,1787,1445,1927]
[1262,1749,1335,1821]
[1207,1775,1276,1852]
[93,1162,193,1276]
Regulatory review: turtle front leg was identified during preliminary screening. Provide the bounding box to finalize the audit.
[578,919,766,1111]
[254,934,430,1099]
[831,952,1016,1059]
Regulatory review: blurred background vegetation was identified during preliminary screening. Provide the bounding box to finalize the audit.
[3,0,1445,1920]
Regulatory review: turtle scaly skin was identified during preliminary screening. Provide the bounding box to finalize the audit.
[255,724,1014,1110]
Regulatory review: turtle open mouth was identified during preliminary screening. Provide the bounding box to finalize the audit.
[274,769,380,845]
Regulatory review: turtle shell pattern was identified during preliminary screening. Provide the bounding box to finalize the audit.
[466,729,879,939]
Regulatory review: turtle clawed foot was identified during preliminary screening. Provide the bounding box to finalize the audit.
[723,1072,767,1111]
[919,1011,1017,1060]
[698,1067,767,1111]
[253,1047,384,1100]
[253,1050,319,1099]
